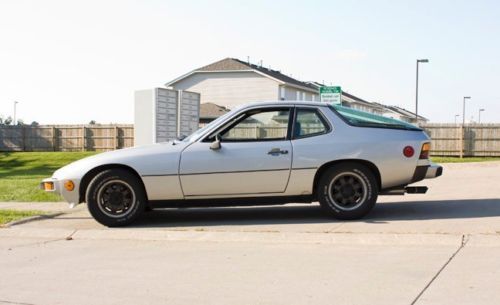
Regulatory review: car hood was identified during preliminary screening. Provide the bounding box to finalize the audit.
[53,141,189,179]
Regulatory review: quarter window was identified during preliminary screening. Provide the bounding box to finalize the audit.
[293,108,328,138]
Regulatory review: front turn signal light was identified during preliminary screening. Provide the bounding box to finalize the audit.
[420,143,431,159]
[64,180,75,192]
[43,182,54,191]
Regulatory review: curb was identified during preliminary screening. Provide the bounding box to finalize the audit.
[2,212,65,228]
[0,227,465,246]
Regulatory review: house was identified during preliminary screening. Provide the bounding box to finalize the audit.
[165,58,320,109]
[306,82,385,115]
[381,105,429,124]
[199,102,230,124]
[166,57,428,124]
[307,81,427,124]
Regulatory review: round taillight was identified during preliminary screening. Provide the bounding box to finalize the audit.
[403,146,415,158]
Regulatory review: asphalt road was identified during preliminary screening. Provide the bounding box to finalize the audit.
[1,161,499,305]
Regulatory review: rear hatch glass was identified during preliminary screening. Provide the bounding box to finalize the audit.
[329,105,422,131]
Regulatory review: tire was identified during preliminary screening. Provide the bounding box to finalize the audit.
[86,169,146,227]
[317,162,378,220]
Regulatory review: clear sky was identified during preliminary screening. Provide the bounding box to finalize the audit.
[1,0,499,124]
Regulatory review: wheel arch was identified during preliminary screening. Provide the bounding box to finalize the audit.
[79,164,148,203]
[312,159,382,197]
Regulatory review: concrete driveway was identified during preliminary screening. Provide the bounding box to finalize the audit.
[1,161,499,305]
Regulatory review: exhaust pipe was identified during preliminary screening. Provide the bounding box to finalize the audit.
[380,186,428,195]
[405,186,428,194]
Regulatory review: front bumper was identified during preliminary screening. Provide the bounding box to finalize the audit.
[40,177,80,206]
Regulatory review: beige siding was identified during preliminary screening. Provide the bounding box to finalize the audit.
[283,86,316,101]
[170,71,279,109]
[305,92,319,101]
[283,86,296,100]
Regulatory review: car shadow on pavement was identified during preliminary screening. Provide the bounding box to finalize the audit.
[366,198,500,223]
[131,198,500,228]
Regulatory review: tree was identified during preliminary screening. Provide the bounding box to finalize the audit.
[3,116,13,125]
[16,119,24,126]
[89,120,97,125]
[30,121,39,126]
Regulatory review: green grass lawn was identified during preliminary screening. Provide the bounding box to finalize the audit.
[0,152,97,202]
[0,209,45,225]
[431,156,500,163]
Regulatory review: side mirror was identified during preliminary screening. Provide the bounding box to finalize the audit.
[210,135,221,150]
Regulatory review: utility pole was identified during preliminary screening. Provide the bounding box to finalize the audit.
[13,101,19,125]
[478,108,485,123]
[415,59,429,123]
[460,96,471,158]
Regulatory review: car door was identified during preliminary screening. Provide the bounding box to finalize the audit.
[179,107,293,197]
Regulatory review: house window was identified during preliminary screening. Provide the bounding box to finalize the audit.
[312,95,316,101]
[280,87,285,100]
[302,92,306,100]
[296,91,300,100]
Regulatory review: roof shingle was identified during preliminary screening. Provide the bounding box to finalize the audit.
[200,102,230,119]
[195,58,318,91]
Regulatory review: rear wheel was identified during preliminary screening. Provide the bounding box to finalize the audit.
[86,169,146,227]
[318,163,378,220]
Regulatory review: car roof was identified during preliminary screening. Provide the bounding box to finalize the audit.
[235,100,330,110]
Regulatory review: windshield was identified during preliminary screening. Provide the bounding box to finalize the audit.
[329,104,421,131]
[182,110,234,143]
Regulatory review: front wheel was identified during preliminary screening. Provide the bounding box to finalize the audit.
[86,169,147,227]
[318,163,378,220]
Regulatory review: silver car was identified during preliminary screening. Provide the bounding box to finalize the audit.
[41,101,442,227]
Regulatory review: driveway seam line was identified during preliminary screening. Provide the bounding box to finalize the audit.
[410,234,469,305]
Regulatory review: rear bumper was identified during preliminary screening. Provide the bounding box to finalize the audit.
[411,163,443,183]
[425,163,443,179]
[380,163,442,195]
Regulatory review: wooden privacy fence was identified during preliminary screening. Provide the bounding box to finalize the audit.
[420,123,500,157]
[0,125,134,152]
[1,123,500,156]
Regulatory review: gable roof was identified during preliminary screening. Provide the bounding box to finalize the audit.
[166,58,318,92]
[306,81,384,110]
[197,58,251,71]
[341,91,385,110]
[200,102,230,119]
[385,105,428,121]
[307,81,378,107]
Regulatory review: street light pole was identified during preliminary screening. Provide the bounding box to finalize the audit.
[462,97,471,126]
[13,101,19,125]
[454,114,459,124]
[415,59,429,124]
[460,96,471,158]
[478,108,485,123]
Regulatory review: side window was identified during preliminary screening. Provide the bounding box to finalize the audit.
[219,109,290,142]
[293,108,329,139]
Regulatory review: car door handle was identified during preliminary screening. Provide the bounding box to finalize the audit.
[268,148,288,155]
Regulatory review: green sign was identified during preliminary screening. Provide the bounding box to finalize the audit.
[320,86,342,105]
